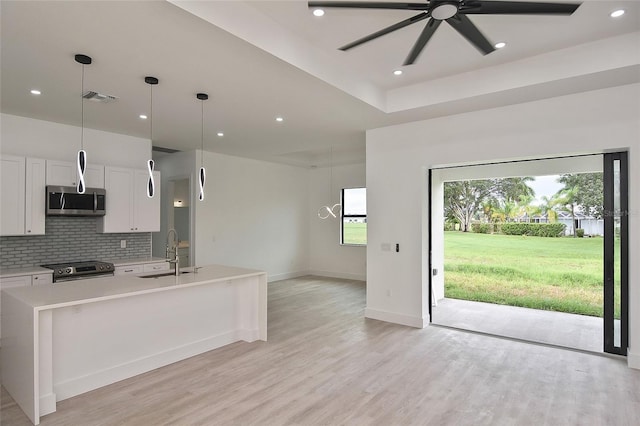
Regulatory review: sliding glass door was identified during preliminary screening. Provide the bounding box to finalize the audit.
[603,152,628,355]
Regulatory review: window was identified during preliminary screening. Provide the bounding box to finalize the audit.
[341,187,367,245]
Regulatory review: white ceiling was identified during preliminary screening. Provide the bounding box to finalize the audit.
[2,1,639,167]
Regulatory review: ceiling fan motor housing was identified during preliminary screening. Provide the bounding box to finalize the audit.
[431,1,460,20]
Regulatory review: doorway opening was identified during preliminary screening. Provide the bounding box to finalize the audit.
[429,154,628,355]
[153,176,194,268]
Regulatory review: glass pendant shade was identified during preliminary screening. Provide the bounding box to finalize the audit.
[77,149,86,194]
[198,167,206,201]
[147,159,155,197]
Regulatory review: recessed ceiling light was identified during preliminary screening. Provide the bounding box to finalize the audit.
[393,70,403,76]
[276,117,284,122]
[30,89,41,95]
[610,9,625,18]
[494,42,507,49]
[217,132,224,137]
[139,114,148,120]
[313,9,325,17]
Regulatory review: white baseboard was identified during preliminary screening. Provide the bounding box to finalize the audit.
[308,269,366,282]
[236,328,260,343]
[268,270,309,282]
[365,308,425,328]
[39,392,56,416]
[54,331,238,401]
[628,348,640,370]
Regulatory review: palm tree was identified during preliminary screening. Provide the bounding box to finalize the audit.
[538,195,558,223]
[554,187,580,236]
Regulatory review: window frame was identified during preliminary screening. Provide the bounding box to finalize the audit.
[340,187,367,246]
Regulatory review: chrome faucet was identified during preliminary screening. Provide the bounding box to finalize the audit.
[166,228,180,276]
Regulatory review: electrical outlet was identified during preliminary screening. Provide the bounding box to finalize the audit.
[120,240,127,249]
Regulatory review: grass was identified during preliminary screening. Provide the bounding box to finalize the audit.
[343,222,367,245]
[444,231,620,317]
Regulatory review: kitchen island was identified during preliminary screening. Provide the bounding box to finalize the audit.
[1,264,267,425]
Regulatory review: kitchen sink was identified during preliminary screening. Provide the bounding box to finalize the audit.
[139,271,191,278]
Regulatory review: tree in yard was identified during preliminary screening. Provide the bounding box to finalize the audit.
[554,186,580,237]
[444,177,536,232]
[444,180,496,232]
[557,173,604,218]
[538,195,558,223]
[496,177,535,203]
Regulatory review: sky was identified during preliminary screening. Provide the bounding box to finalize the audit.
[343,176,564,215]
[343,187,366,215]
[528,175,564,204]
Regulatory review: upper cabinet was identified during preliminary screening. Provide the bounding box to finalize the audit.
[25,158,46,235]
[0,155,45,236]
[98,166,160,233]
[46,159,105,188]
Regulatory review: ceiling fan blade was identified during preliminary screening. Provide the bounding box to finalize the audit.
[461,1,580,15]
[403,18,441,65]
[446,14,494,55]
[308,1,430,11]
[339,12,430,51]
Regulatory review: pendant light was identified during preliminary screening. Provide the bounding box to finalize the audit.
[317,146,341,219]
[196,93,208,201]
[144,76,159,198]
[74,54,92,194]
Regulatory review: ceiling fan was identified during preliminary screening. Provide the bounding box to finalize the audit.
[308,1,581,65]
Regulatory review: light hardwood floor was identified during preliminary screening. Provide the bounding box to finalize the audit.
[2,276,639,425]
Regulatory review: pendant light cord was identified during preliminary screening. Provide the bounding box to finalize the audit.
[330,146,333,201]
[201,99,204,167]
[81,63,85,150]
[150,84,153,143]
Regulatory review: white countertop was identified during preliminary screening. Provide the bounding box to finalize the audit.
[0,266,52,278]
[2,264,266,310]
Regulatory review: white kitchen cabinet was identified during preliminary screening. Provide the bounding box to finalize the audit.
[1,272,52,341]
[25,158,46,235]
[46,159,105,188]
[115,261,169,276]
[115,264,144,275]
[134,170,161,232]
[98,166,160,233]
[0,155,26,236]
[143,262,170,273]
[31,273,53,285]
[1,155,45,236]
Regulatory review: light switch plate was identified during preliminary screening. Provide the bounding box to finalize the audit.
[120,240,127,249]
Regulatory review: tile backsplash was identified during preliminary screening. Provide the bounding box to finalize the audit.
[0,217,151,268]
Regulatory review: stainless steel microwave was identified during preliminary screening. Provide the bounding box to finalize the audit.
[46,186,106,216]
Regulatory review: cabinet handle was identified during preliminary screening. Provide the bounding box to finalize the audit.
[27,230,31,233]
[124,269,134,273]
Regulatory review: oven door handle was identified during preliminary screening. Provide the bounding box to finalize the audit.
[94,191,98,212]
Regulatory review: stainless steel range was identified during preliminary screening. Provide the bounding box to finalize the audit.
[41,260,114,282]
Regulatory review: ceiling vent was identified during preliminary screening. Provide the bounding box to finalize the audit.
[82,91,118,103]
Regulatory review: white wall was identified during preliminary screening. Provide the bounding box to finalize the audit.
[309,163,366,281]
[157,150,311,282]
[366,84,640,369]
[1,114,150,168]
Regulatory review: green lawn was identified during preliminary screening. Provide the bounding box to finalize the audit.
[444,231,619,317]
[343,222,367,245]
